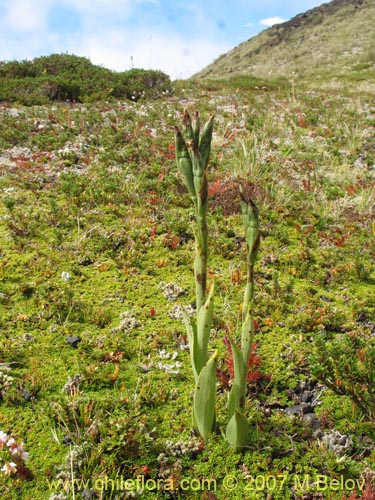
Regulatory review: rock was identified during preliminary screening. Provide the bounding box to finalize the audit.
[284,403,312,415]
[20,387,35,401]
[62,435,73,445]
[66,336,82,348]
[300,390,313,403]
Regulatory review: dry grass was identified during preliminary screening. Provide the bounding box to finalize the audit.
[195,0,375,86]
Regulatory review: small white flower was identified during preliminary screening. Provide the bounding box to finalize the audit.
[0,431,8,450]
[18,448,29,460]
[158,350,178,361]
[1,461,17,475]
[60,271,71,281]
[168,304,195,321]
[6,438,17,454]
[13,442,29,459]
[157,361,181,374]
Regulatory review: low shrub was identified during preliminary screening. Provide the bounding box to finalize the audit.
[0,53,172,104]
[310,328,375,423]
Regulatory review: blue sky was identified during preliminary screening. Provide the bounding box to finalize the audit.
[1,0,328,79]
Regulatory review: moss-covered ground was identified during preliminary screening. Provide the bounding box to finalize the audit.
[0,78,375,499]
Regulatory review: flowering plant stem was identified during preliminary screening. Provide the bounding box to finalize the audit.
[226,190,260,450]
[175,110,216,440]
[174,111,260,449]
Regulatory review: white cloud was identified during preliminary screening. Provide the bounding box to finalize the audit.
[0,0,228,79]
[260,16,286,27]
[243,21,254,27]
[82,31,230,79]
[4,0,53,31]
[0,0,250,79]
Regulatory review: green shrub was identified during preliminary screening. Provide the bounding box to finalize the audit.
[0,59,37,78]
[310,329,375,422]
[0,53,172,104]
[112,68,171,100]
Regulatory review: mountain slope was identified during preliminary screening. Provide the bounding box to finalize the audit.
[195,0,375,82]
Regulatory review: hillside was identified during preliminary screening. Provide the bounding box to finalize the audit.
[195,0,375,84]
[1,75,375,498]
[1,24,375,497]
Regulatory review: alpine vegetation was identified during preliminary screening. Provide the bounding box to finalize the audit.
[175,110,217,442]
[226,190,260,450]
[174,111,260,449]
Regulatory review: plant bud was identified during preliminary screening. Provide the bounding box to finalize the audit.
[199,115,215,168]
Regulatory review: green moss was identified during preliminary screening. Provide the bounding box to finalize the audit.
[0,79,374,499]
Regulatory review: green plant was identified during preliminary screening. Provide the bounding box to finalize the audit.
[174,111,261,450]
[0,366,14,401]
[174,110,217,441]
[2,59,375,499]
[310,330,375,423]
[230,134,271,183]
[225,190,260,450]
[0,54,172,104]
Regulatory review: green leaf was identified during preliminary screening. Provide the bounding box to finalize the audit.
[182,310,199,383]
[228,340,246,419]
[190,140,204,181]
[240,190,260,266]
[225,411,249,451]
[196,281,215,374]
[183,109,195,143]
[193,350,218,441]
[241,310,254,369]
[174,126,196,199]
[192,110,200,147]
[199,114,214,168]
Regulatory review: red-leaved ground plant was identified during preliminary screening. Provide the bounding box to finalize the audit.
[217,334,270,389]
